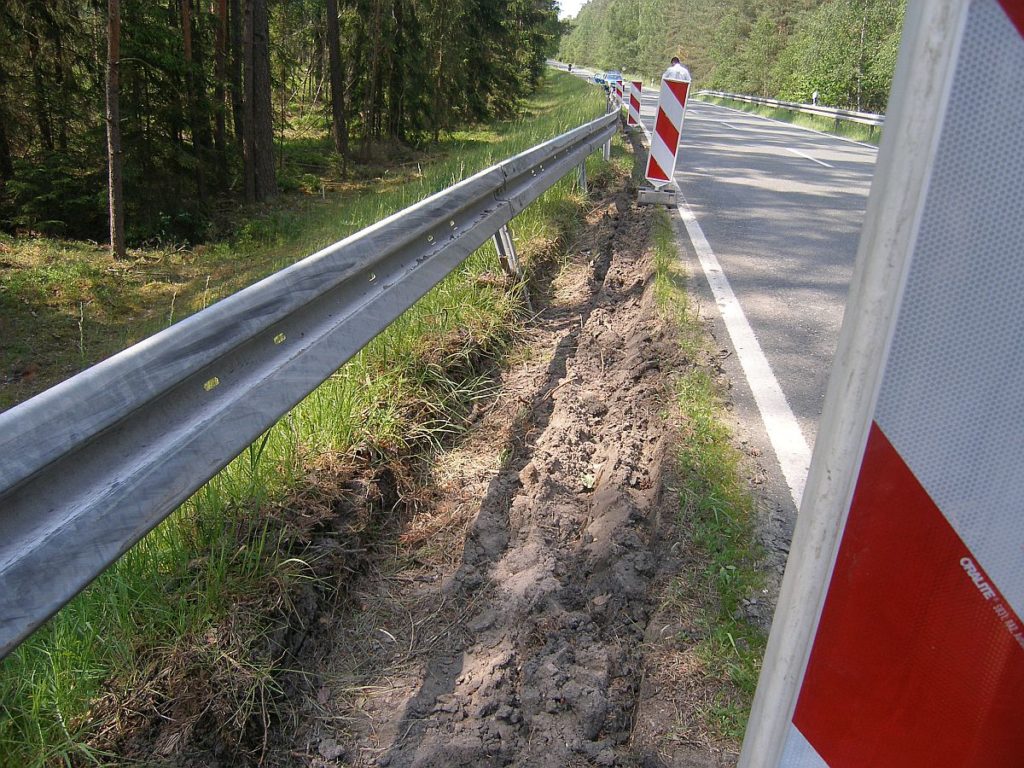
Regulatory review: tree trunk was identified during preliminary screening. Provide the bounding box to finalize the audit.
[326,0,347,156]
[857,13,866,112]
[51,20,70,152]
[0,58,13,189]
[0,116,13,198]
[241,0,275,202]
[213,0,228,164]
[364,0,383,151]
[250,0,276,200]
[182,0,206,202]
[242,0,256,201]
[432,35,445,143]
[229,0,244,143]
[190,0,213,151]
[106,0,126,259]
[27,35,54,152]
[387,0,406,141]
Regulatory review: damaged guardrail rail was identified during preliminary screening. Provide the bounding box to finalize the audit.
[0,111,618,659]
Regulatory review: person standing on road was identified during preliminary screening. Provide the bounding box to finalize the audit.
[665,56,691,81]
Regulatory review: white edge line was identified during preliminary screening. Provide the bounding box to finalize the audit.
[787,147,834,168]
[633,103,812,508]
[675,200,811,508]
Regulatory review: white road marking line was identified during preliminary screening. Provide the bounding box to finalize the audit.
[674,199,811,508]
[787,147,834,168]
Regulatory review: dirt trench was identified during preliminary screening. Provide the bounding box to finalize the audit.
[262,173,729,768]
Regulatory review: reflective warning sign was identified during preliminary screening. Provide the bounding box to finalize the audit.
[742,1,1024,765]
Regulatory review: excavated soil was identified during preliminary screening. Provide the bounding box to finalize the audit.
[257,176,733,767]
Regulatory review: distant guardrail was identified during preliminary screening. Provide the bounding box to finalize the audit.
[0,110,617,659]
[698,90,885,128]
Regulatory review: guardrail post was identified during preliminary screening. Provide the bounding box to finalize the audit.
[493,224,533,312]
[577,162,588,196]
[603,138,611,161]
[493,224,521,278]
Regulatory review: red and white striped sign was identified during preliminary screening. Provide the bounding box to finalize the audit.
[741,2,1024,766]
[644,72,690,187]
[627,80,642,127]
[614,80,624,104]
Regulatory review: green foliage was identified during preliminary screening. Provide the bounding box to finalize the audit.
[0,0,563,243]
[559,0,905,112]
[5,154,106,238]
[773,0,905,110]
[651,210,768,743]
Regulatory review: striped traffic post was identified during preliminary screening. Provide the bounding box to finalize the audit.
[740,1,1024,766]
[644,69,690,187]
[627,80,642,127]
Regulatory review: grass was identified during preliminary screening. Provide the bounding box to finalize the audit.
[697,94,882,145]
[0,71,610,766]
[651,209,768,745]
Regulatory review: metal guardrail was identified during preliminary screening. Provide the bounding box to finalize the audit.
[0,110,618,659]
[699,89,885,128]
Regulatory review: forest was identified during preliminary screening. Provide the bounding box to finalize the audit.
[0,0,561,248]
[558,0,905,113]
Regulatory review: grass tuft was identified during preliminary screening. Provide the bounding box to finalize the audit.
[651,209,768,745]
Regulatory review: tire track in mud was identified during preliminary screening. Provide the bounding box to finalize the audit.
[376,196,676,768]
[292,180,691,768]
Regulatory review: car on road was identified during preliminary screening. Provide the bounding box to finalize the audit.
[593,72,606,85]
[602,70,622,92]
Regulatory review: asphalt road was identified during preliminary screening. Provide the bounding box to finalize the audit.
[650,94,875,435]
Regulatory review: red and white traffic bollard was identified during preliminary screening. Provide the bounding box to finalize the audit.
[644,70,690,187]
[627,81,642,127]
[740,2,1024,766]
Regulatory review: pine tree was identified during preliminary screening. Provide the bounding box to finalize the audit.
[0,0,562,240]
[326,0,348,156]
[106,0,126,258]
